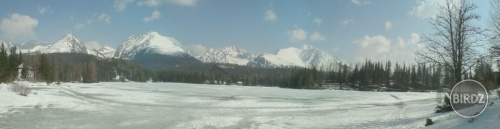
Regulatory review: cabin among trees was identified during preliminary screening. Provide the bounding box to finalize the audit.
[209,65,230,84]
[19,64,36,82]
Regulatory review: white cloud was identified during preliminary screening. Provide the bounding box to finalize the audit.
[353,35,391,56]
[353,33,423,63]
[75,17,95,30]
[38,6,52,15]
[138,0,161,7]
[167,0,197,6]
[75,23,85,30]
[87,19,93,25]
[310,32,326,41]
[288,28,308,42]
[138,0,197,7]
[313,18,322,25]
[407,0,443,19]
[389,33,422,63]
[144,10,160,22]
[0,13,38,42]
[263,9,277,22]
[340,19,353,26]
[98,13,111,24]
[385,21,392,31]
[352,0,371,6]
[187,44,208,55]
[114,0,135,12]
[85,41,102,50]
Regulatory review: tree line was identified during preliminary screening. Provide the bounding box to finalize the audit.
[0,44,22,83]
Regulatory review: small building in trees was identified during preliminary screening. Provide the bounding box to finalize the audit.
[19,64,36,81]
[209,65,230,84]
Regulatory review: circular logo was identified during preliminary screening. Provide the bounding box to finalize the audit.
[450,80,488,118]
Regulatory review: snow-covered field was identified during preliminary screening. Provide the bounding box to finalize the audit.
[0,82,498,128]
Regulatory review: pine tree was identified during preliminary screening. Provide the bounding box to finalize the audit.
[38,54,54,84]
[8,47,18,81]
[474,61,496,92]
[385,61,391,87]
[410,65,417,89]
[83,61,98,83]
[0,44,8,83]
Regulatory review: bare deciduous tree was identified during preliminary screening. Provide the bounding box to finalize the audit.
[417,0,487,84]
[490,0,500,57]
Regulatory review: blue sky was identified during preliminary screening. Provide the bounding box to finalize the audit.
[0,0,491,63]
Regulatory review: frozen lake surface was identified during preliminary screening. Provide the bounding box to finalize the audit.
[0,82,470,128]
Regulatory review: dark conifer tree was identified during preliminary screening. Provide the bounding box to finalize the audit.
[0,44,8,82]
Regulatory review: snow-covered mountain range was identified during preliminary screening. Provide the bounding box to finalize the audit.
[1,34,88,54]
[247,45,346,69]
[18,41,51,53]
[196,46,258,65]
[0,32,346,70]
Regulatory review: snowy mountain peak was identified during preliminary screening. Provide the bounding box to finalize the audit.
[61,34,81,43]
[220,45,240,54]
[147,31,160,36]
[42,34,87,54]
[65,33,76,37]
[114,32,188,59]
[225,45,237,50]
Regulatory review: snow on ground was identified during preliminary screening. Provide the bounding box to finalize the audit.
[0,82,492,128]
[428,92,500,129]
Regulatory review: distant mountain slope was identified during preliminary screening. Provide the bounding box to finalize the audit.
[195,46,258,65]
[18,41,51,53]
[0,41,14,50]
[247,45,346,70]
[87,45,116,58]
[114,31,200,71]
[114,31,187,59]
[42,34,87,54]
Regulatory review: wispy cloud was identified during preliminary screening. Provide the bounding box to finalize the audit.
[114,0,135,12]
[137,0,197,7]
[167,0,197,6]
[313,18,322,25]
[98,13,111,24]
[407,0,444,19]
[340,19,353,26]
[288,28,308,42]
[38,6,53,15]
[144,10,160,23]
[187,44,208,55]
[385,21,392,31]
[263,9,277,22]
[351,0,371,6]
[75,23,85,30]
[310,32,326,41]
[85,41,102,50]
